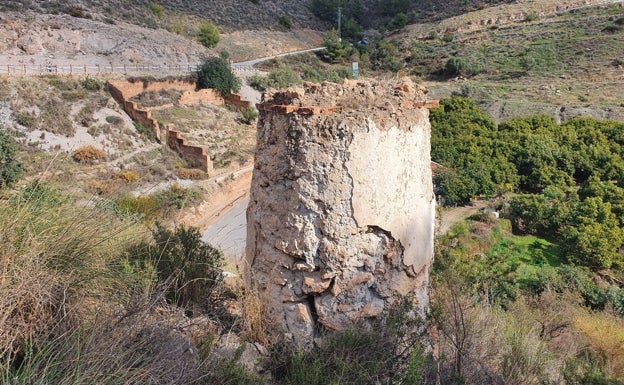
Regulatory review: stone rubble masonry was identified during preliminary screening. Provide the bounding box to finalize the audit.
[246,78,438,349]
[107,78,251,173]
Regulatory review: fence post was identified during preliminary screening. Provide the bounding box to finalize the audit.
[7,65,9,75]
[84,64,86,73]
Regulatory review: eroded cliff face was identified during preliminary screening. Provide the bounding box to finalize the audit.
[246,78,438,348]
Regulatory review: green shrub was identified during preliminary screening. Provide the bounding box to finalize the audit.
[249,66,301,91]
[15,113,37,129]
[278,15,292,29]
[369,40,402,72]
[133,224,224,308]
[240,106,258,124]
[198,21,220,48]
[274,326,425,385]
[82,75,103,91]
[196,56,241,96]
[133,121,155,140]
[525,12,539,22]
[0,129,23,188]
[602,24,622,34]
[444,56,481,77]
[442,33,454,42]
[148,2,164,19]
[322,29,346,63]
[386,12,408,31]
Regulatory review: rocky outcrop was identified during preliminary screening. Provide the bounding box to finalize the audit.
[245,78,438,348]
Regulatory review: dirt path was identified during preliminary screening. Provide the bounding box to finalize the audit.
[437,201,490,235]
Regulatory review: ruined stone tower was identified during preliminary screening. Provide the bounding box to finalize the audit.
[246,78,438,348]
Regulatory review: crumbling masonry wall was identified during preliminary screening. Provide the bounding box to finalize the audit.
[246,78,438,348]
[107,78,251,172]
[165,124,213,174]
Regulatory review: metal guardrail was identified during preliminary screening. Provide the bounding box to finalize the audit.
[0,63,203,75]
[0,63,259,76]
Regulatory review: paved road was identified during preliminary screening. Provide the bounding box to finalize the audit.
[202,197,249,263]
[231,47,324,71]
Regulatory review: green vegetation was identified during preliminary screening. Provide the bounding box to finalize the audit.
[148,2,164,19]
[278,15,292,29]
[432,97,624,270]
[272,300,425,385]
[445,56,481,77]
[113,183,201,221]
[197,21,220,48]
[0,129,23,188]
[254,53,352,84]
[248,66,301,91]
[0,180,240,384]
[240,106,258,124]
[131,224,224,308]
[196,57,241,96]
[434,215,624,383]
[322,29,346,63]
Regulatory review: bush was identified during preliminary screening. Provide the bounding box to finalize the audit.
[133,224,225,308]
[68,6,85,18]
[525,12,539,22]
[72,145,107,163]
[273,325,425,385]
[134,121,155,140]
[240,106,258,124]
[117,170,140,183]
[105,115,124,127]
[0,180,143,365]
[278,15,292,29]
[198,21,220,48]
[442,33,454,42]
[148,2,164,19]
[322,29,346,63]
[445,56,468,76]
[15,112,37,129]
[0,129,23,188]
[196,56,241,96]
[82,75,103,91]
[386,12,408,31]
[445,56,481,77]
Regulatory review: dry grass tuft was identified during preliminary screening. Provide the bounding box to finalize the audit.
[72,145,107,163]
[0,181,146,362]
[178,168,207,180]
[575,311,624,378]
[116,169,141,183]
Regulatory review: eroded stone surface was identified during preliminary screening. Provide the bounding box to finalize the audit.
[246,78,436,348]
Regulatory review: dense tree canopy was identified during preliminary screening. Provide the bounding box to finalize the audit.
[431,97,624,269]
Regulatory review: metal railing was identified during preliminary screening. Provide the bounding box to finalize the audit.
[0,63,205,75]
[0,62,259,76]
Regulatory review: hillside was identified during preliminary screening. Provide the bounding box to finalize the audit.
[2,0,624,384]
[390,0,624,122]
